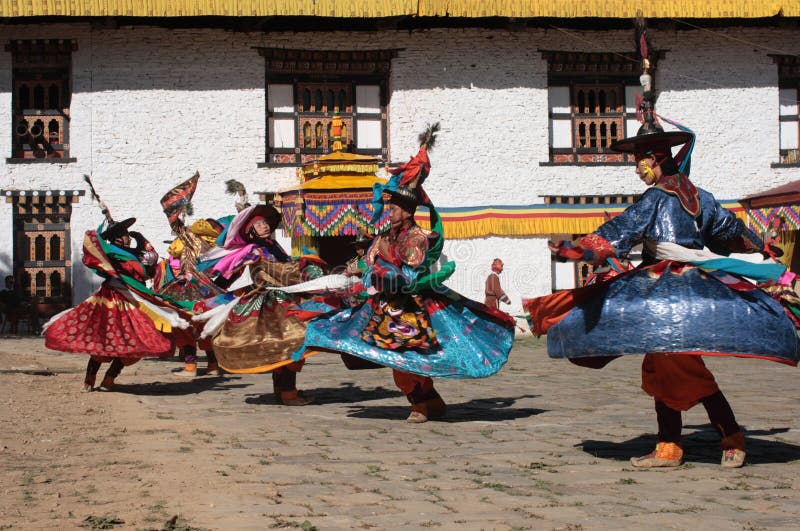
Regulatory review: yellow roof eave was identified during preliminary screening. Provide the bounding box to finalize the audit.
[418,1,788,19]
[0,0,794,18]
[278,174,387,194]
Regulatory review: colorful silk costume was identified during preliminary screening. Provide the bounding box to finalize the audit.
[45,230,190,358]
[296,147,515,380]
[527,180,800,367]
[525,115,798,466]
[202,205,317,375]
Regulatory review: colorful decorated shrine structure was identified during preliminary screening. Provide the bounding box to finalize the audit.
[741,179,800,273]
[264,151,389,267]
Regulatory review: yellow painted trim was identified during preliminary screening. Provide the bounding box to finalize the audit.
[219,350,321,374]
[279,174,387,193]
[417,0,786,18]
[0,0,416,17]
[0,0,791,18]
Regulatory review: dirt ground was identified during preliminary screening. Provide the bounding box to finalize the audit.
[0,338,234,531]
[1,335,799,531]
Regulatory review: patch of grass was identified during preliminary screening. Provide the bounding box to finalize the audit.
[178,447,192,453]
[148,500,168,512]
[422,487,444,503]
[618,478,638,485]
[81,515,124,530]
[656,505,705,514]
[419,521,442,528]
[721,481,752,491]
[160,515,204,531]
[472,479,510,492]
[527,462,548,469]
[268,518,317,530]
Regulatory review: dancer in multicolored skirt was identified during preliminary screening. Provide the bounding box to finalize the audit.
[526,119,799,468]
[296,124,516,422]
[44,217,190,390]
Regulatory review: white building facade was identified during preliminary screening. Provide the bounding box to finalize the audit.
[1,19,799,318]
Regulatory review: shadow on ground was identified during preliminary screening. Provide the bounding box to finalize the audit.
[346,394,546,423]
[104,375,250,396]
[579,425,800,465]
[244,382,403,406]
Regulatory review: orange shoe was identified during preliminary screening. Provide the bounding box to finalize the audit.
[172,363,197,378]
[630,442,683,468]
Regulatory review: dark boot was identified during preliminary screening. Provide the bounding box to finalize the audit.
[272,368,313,406]
[84,358,102,392]
[101,358,125,389]
[701,391,745,468]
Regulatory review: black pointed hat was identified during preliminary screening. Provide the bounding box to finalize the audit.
[100,217,136,241]
[610,121,692,155]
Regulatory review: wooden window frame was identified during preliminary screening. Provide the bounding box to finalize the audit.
[6,39,77,164]
[542,50,663,166]
[257,48,398,167]
[2,189,85,313]
[771,54,800,167]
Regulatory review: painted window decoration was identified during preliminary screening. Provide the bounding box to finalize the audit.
[2,189,84,312]
[259,48,396,166]
[772,55,800,164]
[543,51,657,164]
[6,39,75,160]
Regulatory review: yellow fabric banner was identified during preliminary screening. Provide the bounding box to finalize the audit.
[0,0,791,18]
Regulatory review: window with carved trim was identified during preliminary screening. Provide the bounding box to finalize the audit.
[6,39,75,162]
[771,55,800,165]
[543,51,657,165]
[2,189,84,314]
[259,48,396,166]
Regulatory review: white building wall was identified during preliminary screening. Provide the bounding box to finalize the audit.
[0,24,798,311]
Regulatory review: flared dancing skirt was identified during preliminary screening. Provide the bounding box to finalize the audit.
[44,284,174,357]
[528,262,800,366]
[300,289,515,378]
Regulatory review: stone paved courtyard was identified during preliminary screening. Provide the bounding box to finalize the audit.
[1,336,798,530]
